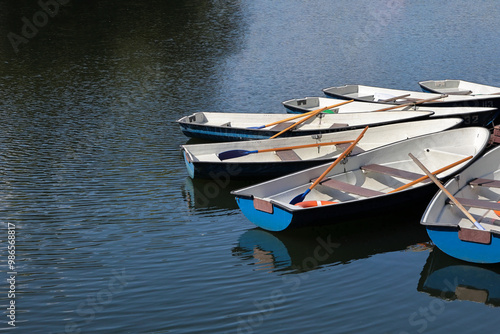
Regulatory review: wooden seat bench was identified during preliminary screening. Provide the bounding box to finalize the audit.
[315,178,384,197]
[378,94,411,102]
[435,88,472,95]
[336,143,364,155]
[270,122,295,132]
[356,95,375,101]
[395,97,421,103]
[448,90,472,95]
[469,178,500,189]
[361,164,429,181]
[329,123,349,129]
[275,150,302,161]
[454,197,500,211]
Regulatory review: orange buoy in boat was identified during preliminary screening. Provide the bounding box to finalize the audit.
[294,200,337,208]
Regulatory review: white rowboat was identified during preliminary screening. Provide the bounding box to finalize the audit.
[283,96,498,127]
[419,80,500,96]
[181,118,463,179]
[322,84,500,110]
[177,110,433,141]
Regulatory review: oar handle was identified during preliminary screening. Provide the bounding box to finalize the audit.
[373,94,448,112]
[409,153,485,230]
[388,155,473,193]
[270,100,354,139]
[309,126,368,190]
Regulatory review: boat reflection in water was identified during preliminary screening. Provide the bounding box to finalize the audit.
[182,176,257,211]
[232,211,430,273]
[418,248,500,306]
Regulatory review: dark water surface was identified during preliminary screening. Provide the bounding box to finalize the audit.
[1,1,500,333]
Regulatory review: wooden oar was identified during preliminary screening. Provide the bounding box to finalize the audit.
[270,100,354,139]
[247,108,320,129]
[217,140,354,161]
[247,100,350,130]
[409,153,485,231]
[289,126,368,205]
[373,94,448,112]
[388,155,473,193]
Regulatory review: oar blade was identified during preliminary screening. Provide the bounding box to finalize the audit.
[290,189,310,205]
[217,149,255,161]
[247,125,265,129]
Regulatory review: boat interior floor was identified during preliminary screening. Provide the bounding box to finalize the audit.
[452,176,500,234]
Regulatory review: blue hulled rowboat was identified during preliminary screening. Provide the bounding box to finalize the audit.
[231,128,490,232]
[421,145,500,264]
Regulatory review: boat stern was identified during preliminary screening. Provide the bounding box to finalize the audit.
[234,195,295,232]
[426,226,500,264]
[282,97,320,114]
[181,147,196,178]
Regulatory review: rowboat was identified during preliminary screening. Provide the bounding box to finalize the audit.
[418,248,500,306]
[421,145,500,264]
[283,96,499,127]
[177,110,433,141]
[322,84,500,109]
[181,118,463,179]
[231,127,490,231]
[419,79,500,96]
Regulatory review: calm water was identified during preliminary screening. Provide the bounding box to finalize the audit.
[1,1,500,333]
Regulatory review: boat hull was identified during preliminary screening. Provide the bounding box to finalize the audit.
[178,119,423,142]
[236,185,433,231]
[426,226,500,264]
[187,158,333,180]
